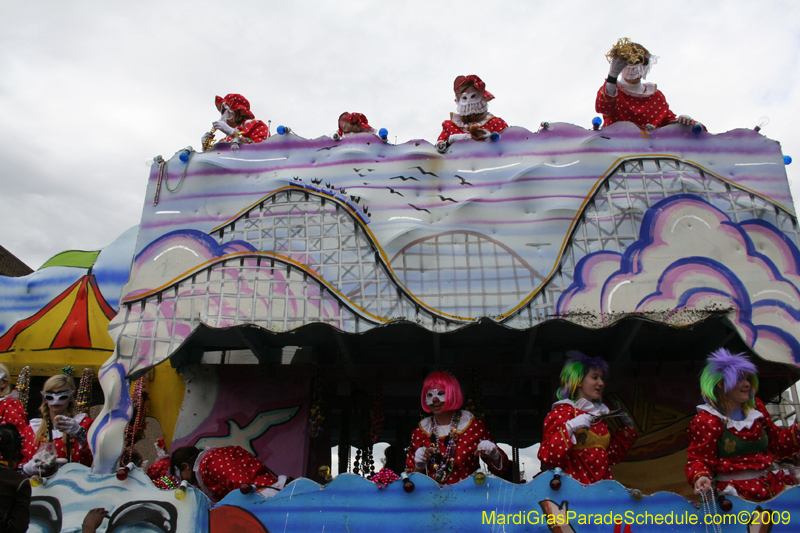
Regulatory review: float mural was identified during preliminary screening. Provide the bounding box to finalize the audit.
[4,116,800,531]
[170,365,309,479]
[107,124,798,380]
[29,464,209,533]
[208,471,800,533]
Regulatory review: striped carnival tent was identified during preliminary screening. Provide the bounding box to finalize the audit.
[0,275,117,376]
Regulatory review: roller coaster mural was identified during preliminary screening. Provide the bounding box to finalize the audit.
[4,120,800,531]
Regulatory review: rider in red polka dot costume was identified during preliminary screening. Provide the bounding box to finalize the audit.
[171,445,286,502]
[436,75,508,152]
[596,39,698,131]
[202,93,270,148]
[687,349,800,501]
[406,371,508,485]
[538,352,637,485]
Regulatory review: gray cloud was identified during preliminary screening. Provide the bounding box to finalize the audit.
[1,1,799,268]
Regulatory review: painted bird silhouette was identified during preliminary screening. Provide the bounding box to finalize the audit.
[196,406,300,456]
[454,174,473,186]
[387,187,405,197]
[409,166,438,177]
[437,195,457,202]
[408,204,431,213]
[390,175,419,182]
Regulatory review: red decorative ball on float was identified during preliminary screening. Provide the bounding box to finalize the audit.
[240,483,254,494]
[718,497,733,512]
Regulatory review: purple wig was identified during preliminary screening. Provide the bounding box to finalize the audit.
[706,349,757,392]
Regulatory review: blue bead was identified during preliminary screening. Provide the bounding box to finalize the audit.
[784,155,793,165]
[490,131,500,142]
[379,128,388,138]
[179,152,190,163]
[592,117,602,126]
[692,123,703,134]
[277,125,287,135]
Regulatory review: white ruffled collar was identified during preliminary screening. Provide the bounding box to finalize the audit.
[419,410,475,437]
[30,413,87,440]
[618,80,657,97]
[0,390,19,402]
[697,403,763,431]
[553,398,610,417]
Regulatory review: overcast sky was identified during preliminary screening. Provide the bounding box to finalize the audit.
[2,1,799,270]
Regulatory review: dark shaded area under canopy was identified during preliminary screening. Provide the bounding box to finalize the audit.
[163,315,800,480]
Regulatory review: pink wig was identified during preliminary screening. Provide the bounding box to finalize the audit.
[420,371,464,413]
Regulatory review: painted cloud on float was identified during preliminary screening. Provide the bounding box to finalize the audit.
[557,195,800,364]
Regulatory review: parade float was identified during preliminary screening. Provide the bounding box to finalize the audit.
[3,83,800,530]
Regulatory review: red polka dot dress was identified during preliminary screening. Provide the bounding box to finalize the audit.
[685,398,800,501]
[0,393,29,439]
[146,456,171,480]
[405,410,509,485]
[595,83,677,130]
[21,413,94,467]
[194,446,278,502]
[538,399,637,485]
[222,119,270,144]
[437,114,508,144]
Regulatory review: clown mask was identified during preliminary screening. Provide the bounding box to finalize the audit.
[456,87,488,117]
[425,388,447,406]
[41,390,74,406]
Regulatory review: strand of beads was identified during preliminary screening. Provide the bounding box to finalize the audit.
[15,366,31,409]
[75,368,94,415]
[353,449,361,476]
[366,445,375,477]
[308,367,325,438]
[61,366,74,379]
[429,411,461,484]
[370,467,399,489]
[153,475,180,490]
[122,376,148,465]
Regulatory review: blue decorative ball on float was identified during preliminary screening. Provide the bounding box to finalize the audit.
[785,155,793,165]
[592,117,602,130]
[490,131,500,142]
[692,123,703,134]
[379,128,388,141]
[277,125,290,135]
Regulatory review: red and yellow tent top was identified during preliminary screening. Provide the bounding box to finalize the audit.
[0,275,116,376]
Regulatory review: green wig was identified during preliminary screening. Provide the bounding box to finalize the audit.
[557,351,609,401]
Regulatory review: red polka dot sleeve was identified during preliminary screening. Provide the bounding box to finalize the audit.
[538,405,576,472]
[607,425,637,466]
[685,411,722,486]
[238,120,270,143]
[438,120,463,143]
[0,397,29,438]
